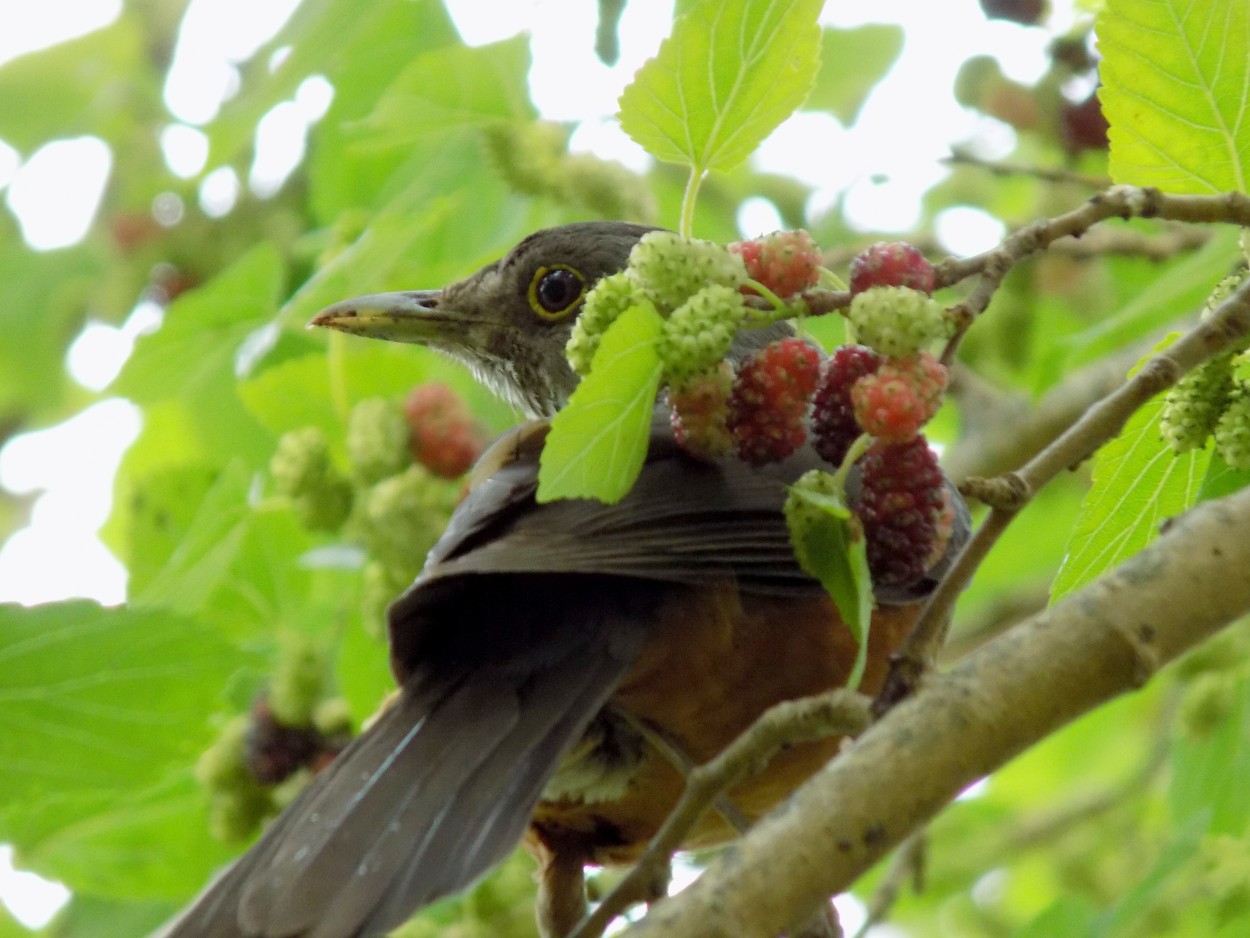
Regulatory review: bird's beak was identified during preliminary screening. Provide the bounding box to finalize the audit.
[309,290,452,344]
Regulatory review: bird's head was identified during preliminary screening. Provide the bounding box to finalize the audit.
[311,221,658,417]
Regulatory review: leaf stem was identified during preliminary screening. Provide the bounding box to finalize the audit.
[679,166,705,238]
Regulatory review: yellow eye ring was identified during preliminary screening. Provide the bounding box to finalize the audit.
[528,265,587,320]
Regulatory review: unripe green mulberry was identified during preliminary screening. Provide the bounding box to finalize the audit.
[627,231,747,313]
[347,397,411,483]
[269,632,327,728]
[847,286,951,358]
[271,427,334,498]
[1160,355,1234,453]
[1179,672,1239,737]
[1214,384,1250,469]
[352,466,455,572]
[559,152,655,222]
[290,483,353,533]
[208,786,274,843]
[196,715,251,791]
[482,121,565,195]
[658,284,747,382]
[566,270,645,376]
[197,715,273,842]
[313,697,353,737]
[270,427,353,531]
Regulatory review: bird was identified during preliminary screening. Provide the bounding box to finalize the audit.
[158,221,967,938]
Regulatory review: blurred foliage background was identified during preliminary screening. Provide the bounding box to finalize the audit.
[0,1,1248,936]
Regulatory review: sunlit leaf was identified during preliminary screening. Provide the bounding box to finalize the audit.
[618,0,822,173]
[1197,449,1250,502]
[537,302,664,503]
[1099,0,1250,192]
[1051,389,1209,602]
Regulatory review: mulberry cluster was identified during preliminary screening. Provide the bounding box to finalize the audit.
[196,634,350,843]
[209,383,489,835]
[266,384,483,642]
[601,233,957,589]
[568,228,825,395]
[1158,270,1250,467]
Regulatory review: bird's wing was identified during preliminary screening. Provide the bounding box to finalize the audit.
[406,409,968,607]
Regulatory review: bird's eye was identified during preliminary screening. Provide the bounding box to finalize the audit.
[528,265,587,320]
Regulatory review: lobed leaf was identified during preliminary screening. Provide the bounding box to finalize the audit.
[618,0,822,174]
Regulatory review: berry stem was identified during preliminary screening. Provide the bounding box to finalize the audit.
[679,166,705,238]
[743,278,790,314]
[831,432,872,494]
[818,267,847,291]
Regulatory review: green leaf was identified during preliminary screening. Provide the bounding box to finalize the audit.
[0,15,159,153]
[1099,0,1250,192]
[617,0,823,174]
[206,0,458,169]
[807,25,903,125]
[1046,228,1240,375]
[1017,898,1098,938]
[537,302,664,504]
[1095,810,1211,936]
[785,484,873,689]
[1051,388,1210,602]
[40,893,177,938]
[0,602,243,827]
[1168,674,1250,835]
[114,243,283,466]
[358,36,535,149]
[20,771,236,900]
[0,231,103,425]
[133,463,255,616]
[1197,449,1250,502]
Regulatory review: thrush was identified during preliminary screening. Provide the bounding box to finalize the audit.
[159,221,967,938]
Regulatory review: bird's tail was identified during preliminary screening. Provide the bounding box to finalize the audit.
[155,647,635,938]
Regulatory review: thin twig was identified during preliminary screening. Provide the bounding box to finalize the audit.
[877,272,1250,711]
[944,150,1111,189]
[570,690,872,938]
[610,707,752,834]
[937,187,1250,362]
[850,832,927,938]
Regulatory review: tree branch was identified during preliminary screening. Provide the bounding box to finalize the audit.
[621,484,1250,938]
[572,691,871,938]
[883,273,1250,686]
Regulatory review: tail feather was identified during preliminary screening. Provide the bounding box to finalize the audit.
[356,650,632,936]
[244,678,519,937]
[157,642,638,938]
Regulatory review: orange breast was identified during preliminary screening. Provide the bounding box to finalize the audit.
[529,582,921,865]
